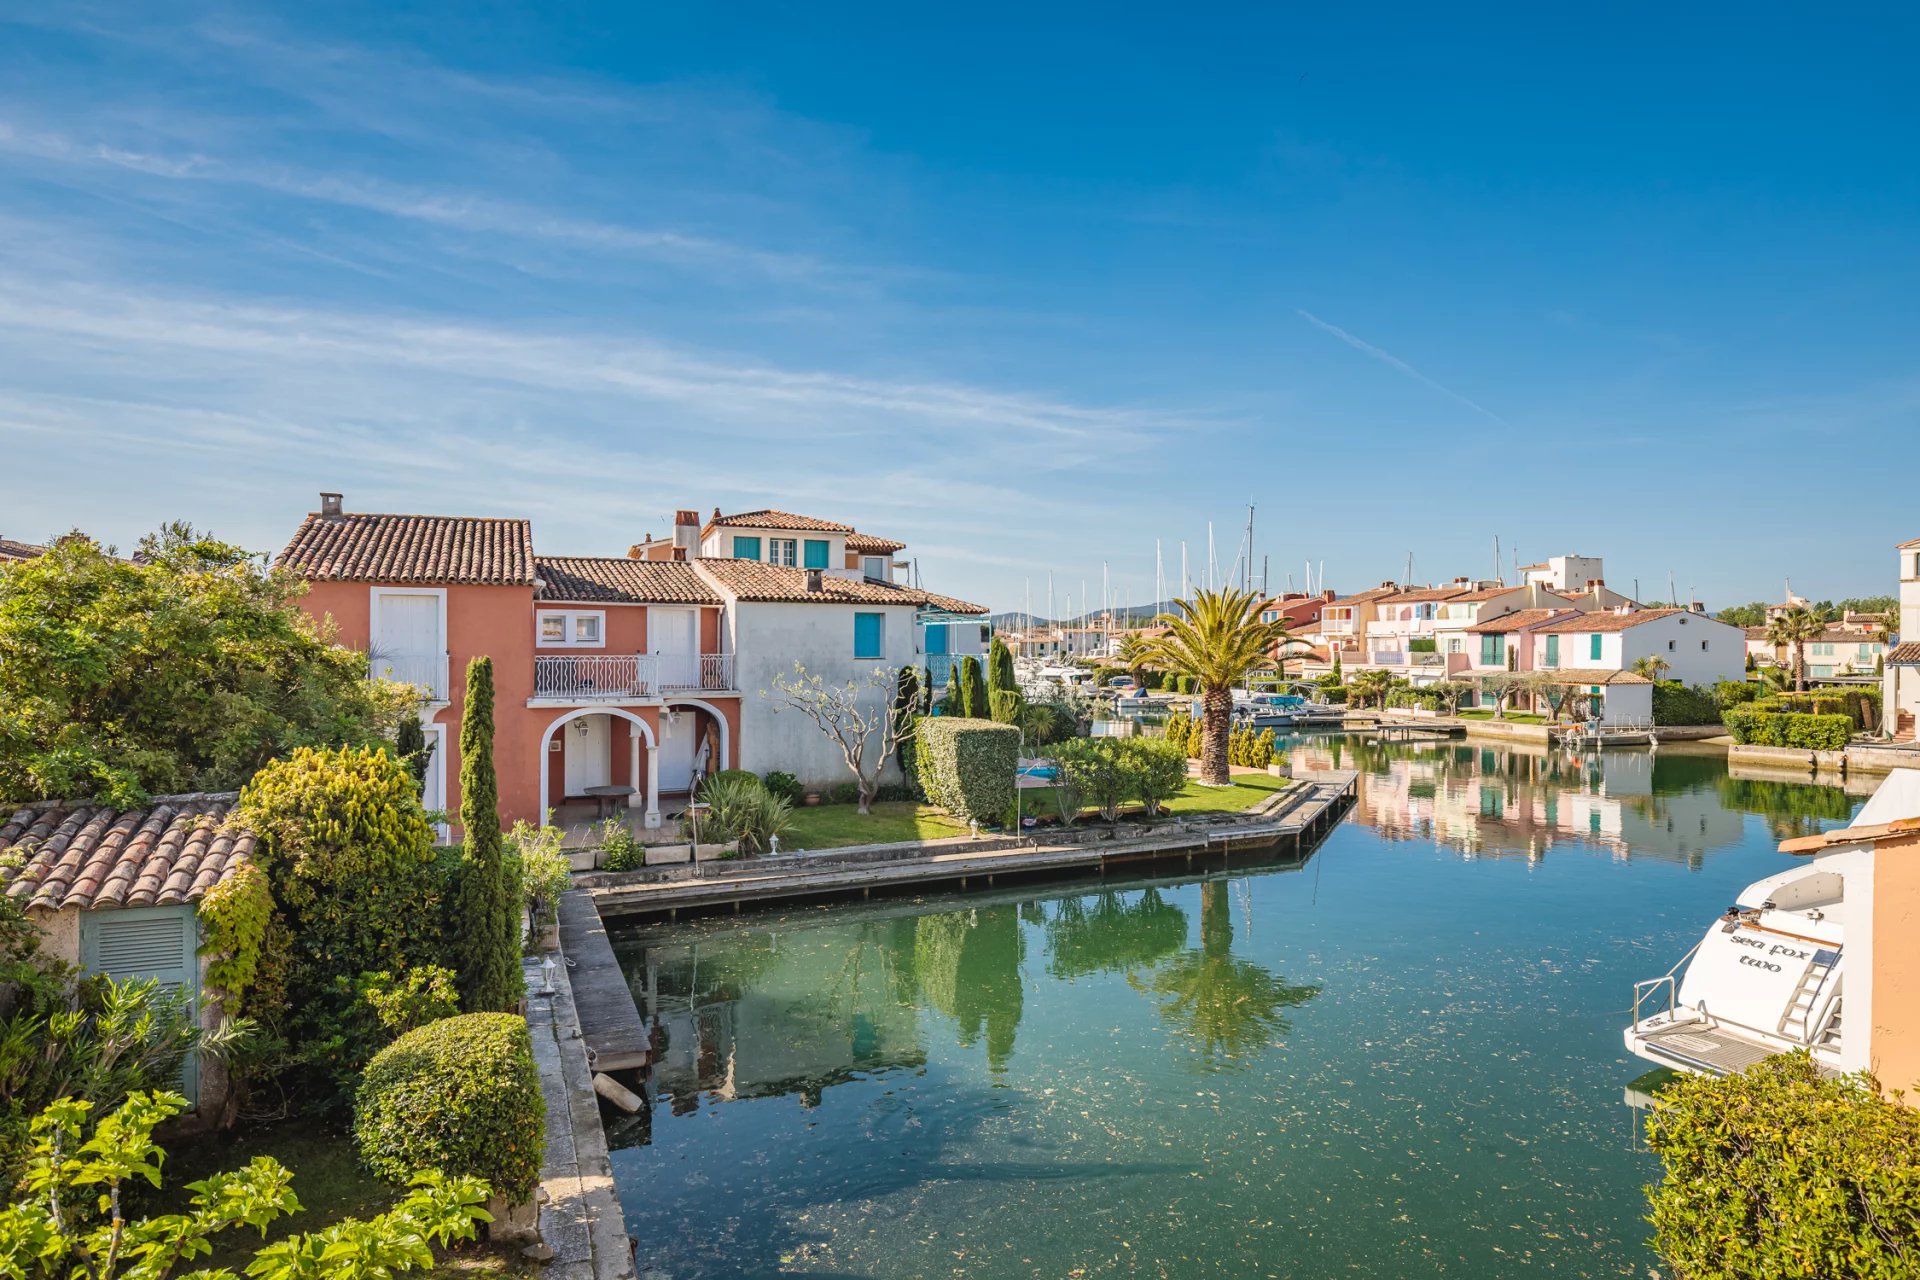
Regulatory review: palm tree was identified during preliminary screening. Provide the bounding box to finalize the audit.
[1350,669,1392,711]
[1116,630,1151,685]
[1631,655,1671,683]
[1143,588,1291,785]
[1765,607,1825,693]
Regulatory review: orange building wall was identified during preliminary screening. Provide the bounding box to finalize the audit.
[1871,833,1920,1096]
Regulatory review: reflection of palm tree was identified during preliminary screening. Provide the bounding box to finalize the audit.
[1130,881,1319,1068]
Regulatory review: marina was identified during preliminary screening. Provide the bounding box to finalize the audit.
[602,733,1868,1278]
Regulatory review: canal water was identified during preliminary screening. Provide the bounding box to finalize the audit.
[606,738,1865,1278]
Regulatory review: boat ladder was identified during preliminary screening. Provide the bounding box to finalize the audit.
[1779,948,1843,1044]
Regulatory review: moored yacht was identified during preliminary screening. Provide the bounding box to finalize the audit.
[1625,770,1920,1081]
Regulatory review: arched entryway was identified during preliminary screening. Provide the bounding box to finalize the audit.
[653,699,735,810]
[537,707,660,829]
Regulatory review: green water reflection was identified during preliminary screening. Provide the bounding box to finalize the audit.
[609,739,1863,1278]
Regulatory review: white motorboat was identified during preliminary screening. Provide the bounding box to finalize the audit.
[1624,770,1920,1078]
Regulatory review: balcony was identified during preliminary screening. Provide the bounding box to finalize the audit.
[370,650,450,703]
[533,653,736,702]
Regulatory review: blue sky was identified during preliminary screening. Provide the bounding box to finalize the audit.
[1,3,1915,613]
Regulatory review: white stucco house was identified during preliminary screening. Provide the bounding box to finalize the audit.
[1882,536,1920,741]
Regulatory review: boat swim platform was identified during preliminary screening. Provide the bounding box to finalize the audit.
[1629,1021,1833,1078]
[585,770,1358,922]
[555,889,651,1073]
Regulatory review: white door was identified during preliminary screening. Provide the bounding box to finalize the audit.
[563,717,611,796]
[652,607,698,688]
[374,593,442,698]
[658,712,700,795]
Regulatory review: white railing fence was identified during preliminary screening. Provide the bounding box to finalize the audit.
[370,651,449,703]
[534,652,737,700]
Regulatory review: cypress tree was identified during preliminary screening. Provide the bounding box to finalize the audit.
[456,656,524,1012]
[958,656,989,719]
[988,635,1017,694]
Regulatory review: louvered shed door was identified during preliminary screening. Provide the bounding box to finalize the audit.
[80,906,200,1101]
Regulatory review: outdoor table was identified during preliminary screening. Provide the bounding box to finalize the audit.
[582,785,636,819]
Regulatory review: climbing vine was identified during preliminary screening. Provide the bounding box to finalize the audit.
[196,859,273,1009]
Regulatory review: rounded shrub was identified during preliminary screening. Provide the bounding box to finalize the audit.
[354,1013,544,1202]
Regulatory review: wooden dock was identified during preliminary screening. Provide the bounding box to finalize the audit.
[1369,722,1462,743]
[589,770,1358,922]
[555,889,650,1072]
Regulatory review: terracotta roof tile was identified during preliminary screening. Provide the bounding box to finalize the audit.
[1,793,252,912]
[1466,608,1578,634]
[1448,586,1523,603]
[535,557,718,605]
[1377,587,1471,605]
[1536,608,1690,634]
[1887,642,1920,665]
[1326,585,1401,608]
[704,509,855,534]
[279,513,535,586]
[846,532,906,554]
[695,558,986,613]
[1900,536,1920,549]
[0,536,45,562]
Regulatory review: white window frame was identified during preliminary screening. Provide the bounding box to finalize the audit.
[861,555,888,580]
[537,608,608,649]
[768,538,799,567]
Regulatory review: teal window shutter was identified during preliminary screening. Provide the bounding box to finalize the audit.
[1590,633,1602,661]
[81,906,199,1102]
[803,539,830,569]
[1545,635,1559,667]
[732,536,762,561]
[854,612,884,658]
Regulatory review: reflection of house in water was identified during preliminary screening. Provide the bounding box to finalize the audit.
[635,919,928,1112]
[1289,738,1759,867]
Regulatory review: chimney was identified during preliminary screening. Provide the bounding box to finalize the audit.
[319,492,343,518]
[805,568,824,593]
[1690,601,1707,614]
[674,508,701,554]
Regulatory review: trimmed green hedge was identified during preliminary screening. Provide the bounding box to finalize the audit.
[1714,680,1760,708]
[1723,706,1854,751]
[915,716,1020,822]
[354,1012,544,1201]
[1761,688,1881,731]
[1652,681,1719,726]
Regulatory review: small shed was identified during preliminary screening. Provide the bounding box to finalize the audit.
[0,792,255,1121]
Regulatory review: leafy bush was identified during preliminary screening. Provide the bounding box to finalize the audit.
[3,1090,490,1280]
[1764,688,1881,730]
[1723,706,1855,751]
[597,817,642,871]
[700,772,792,853]
[1408,637,1437,653]
[916,716,1020,822]
[823,781,862,805]
[238,746,448,1067]
[1124,738,1189,817]
[1054,739,1131,823]
[307,966,461,1095]
[1645,1051,1920,1279]
[706,768,759,790]
[506,820,571,933]
[1714,680,1760,708]
[761,770,805,804]
[1652,681,1720,726]
[356,1013,544,1202]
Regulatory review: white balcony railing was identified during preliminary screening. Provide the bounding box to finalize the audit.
[370,651,450,703]
[533,653,736,701]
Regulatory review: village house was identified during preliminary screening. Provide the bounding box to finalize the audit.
[0,535,46,562]
[1881,536,1920,741]
[278,494,986,833]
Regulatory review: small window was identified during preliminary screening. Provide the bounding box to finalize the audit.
[767,538,798,567]
[803,539,831,569]
[540,615,565,641]
[732,535,762,561]
[1590,633,1602,661]
[862,555,887,580]
[1701,640,1709,651]
[537,609,607,648]
[1667,640,1676,652]
[575,615,600,644]
[854,612,885,659]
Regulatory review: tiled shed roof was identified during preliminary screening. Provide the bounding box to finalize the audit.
[846,532,906,554]
[1466,608,1578,634]
[1378,587,1470,605]
[1448,585,1522,603]
[1887,642,1920,666]
[0,536,46,562]
[1536,608,1686,634]
[279,513,535,586]
[696,559,986,613]
[0,793,252,912]
[535,557,719,605]
[703,509,855,535]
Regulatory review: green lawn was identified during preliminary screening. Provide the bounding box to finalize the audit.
[1457,709,1547,724]
[1160,772,1291,815]
[148,1117,534,1279]
[783,800,971,849]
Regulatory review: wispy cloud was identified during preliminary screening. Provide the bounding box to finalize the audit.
[1296,308,1509,426]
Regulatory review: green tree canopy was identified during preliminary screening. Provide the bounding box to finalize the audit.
[0,527,412,805]
[1715,601,1769,627]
